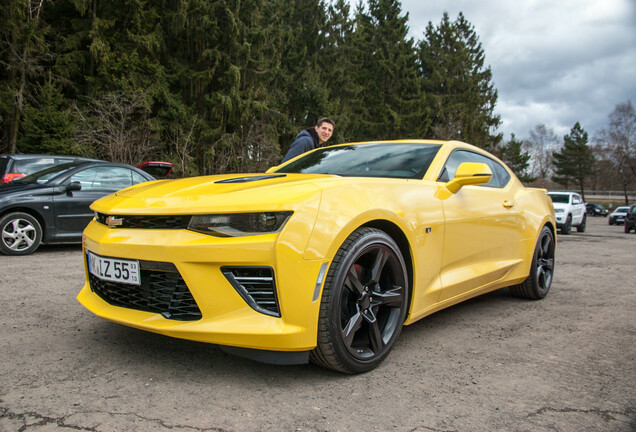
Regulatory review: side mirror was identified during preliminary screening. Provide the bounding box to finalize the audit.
[445,162,492,193]
[66,181,82,192]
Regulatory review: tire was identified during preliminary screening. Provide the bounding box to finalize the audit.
[576,214,586,232]
[310,228,409,374]
[626,224,631,234]
[510,226,555,300]
[561,215,572,234]
[0,212,43,255]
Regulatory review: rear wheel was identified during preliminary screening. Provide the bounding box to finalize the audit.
[510,226,555,300]
[561,215,572,234]
[576,214,586,232]
[310,228,409,374]
[0,212,43,255]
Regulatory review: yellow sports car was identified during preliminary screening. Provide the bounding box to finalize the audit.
[78,140,556,373]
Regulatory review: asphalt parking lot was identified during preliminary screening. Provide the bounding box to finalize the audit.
[1,216,634,431]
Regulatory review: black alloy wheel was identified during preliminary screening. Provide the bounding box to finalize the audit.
[310,228,409,374]
[510,226,555,300]
[0,212,43,256]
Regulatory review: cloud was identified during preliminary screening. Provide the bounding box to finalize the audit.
[400,0,636,140]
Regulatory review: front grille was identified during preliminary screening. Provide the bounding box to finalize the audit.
[88,258,202,321]
[95,213,190,229]
[222,267,280,317]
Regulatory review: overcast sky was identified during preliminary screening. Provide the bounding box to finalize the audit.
[399,0,636,141]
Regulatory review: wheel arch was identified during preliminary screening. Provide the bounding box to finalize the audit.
[359,219,414,311]
[545,220,556,239]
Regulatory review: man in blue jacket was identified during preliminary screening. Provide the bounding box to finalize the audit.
[281,117,335,162]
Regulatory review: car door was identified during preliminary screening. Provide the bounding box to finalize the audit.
[437,150,526,301]
[571,193,585,222]
[52,166,144,240]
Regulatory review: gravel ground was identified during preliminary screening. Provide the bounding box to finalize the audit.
[0,215,634,431]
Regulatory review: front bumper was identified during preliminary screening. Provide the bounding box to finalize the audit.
[78,221,329,352]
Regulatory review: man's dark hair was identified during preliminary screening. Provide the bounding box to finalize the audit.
[316,117,335,128]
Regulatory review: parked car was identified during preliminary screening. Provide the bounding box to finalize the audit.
[608,206,630,225]
[78,139,557,374]
[585,202,608,217]
[0,161,156,255]
[0,154,100,183]
[624,205,636,233]
[138,161,173,179]
[547,191,586,234]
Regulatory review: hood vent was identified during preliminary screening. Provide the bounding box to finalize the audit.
[215,174,286,184]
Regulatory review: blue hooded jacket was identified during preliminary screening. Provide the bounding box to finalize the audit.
[281,129,319,162]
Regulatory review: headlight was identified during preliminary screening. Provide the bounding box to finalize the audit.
[554,208,565,213]
[188,212,293,237]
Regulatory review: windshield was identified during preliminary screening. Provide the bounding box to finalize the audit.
[548,193,570,204]
[17,162,82,184]
[615,207,629,213]
[275,143,442,179]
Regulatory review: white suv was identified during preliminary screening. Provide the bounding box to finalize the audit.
[548,192,587,234]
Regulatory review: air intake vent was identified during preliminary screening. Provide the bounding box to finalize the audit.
[88,256,202,321]
[222,267,280,317]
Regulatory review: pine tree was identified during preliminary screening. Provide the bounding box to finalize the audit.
[266,0,335,156]
[20,77,77,154]
[321,0,358,143]
[161,0,285,174]
[500,134,534,183]
[0,0,52,153]
[552,122,595,200]
[348,0,423,141]
[418,12,501,150]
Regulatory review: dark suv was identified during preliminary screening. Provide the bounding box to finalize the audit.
[625,205,636,233]
[1,154,100,183]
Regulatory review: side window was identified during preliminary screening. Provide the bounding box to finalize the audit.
[70,167,134,192]
[438,150,511,188]
[132,171,147,185]
[70,167,99,190]
[572,195,582,204]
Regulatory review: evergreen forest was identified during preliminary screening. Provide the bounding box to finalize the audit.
[1,0,634,197]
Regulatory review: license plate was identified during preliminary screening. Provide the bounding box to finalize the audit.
[87,251,140,285]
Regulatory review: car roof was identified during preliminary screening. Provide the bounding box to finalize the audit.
[0,154,101,161]
[19,160,155,183]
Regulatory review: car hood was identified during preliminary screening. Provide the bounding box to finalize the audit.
[92,173,334,214]
[550,202,568,210]
[0,182,54,199]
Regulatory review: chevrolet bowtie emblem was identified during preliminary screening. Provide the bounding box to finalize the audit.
[105,216,123,228]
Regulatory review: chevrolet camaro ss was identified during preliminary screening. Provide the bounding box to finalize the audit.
[77,140,556,373]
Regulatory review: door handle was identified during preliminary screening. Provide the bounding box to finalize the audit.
[503,200,515,209]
